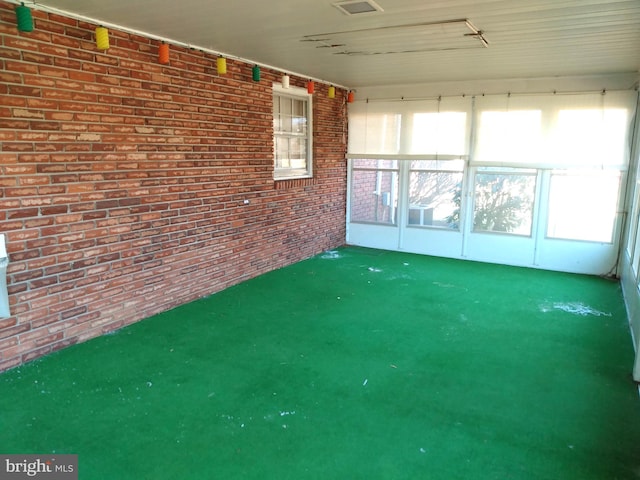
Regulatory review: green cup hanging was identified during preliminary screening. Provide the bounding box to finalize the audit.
[15,3,34,32]
[252,65,261,82]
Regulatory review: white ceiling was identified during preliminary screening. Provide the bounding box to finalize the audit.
[25,0,640,89]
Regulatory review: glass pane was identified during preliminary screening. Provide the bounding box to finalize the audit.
[350,170,398,224]
[293,99,305,117]
[290,99,306,134]
[352,158,398,170]
[633,197,640,275]
[408,171,463,229]
[274,137,289,169]
[626,187,639,258]
[411,112,467,155]
[348,113,402,155]
[289,138,307,169]
[547,172,620,243]
[273,97,281,132]
[475,110,542,163]
[473,173,536,235]
[552,108,628,167]
[293,115,306,135]
[630,187,640,275]
[281,98,292,132]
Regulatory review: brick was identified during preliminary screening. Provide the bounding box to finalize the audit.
[23,52,53,65]
[0,119,29,129]
[60,306,88,320]
[0,323,31,340]
[22,344,54,364]
[0,357,22,373]
[3,37,40,52]
[14,131,49,141]
[0,72,22,83]
[24,218,55,229]
[9,85,42,97]
[38,43,68,56]
[8,208,39,220]
[41,206,69,216]
[0,318,17,330]
[29,276,59,290]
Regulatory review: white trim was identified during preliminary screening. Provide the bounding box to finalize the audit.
[347,154,467,161]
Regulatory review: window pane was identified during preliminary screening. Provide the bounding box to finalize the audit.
[350,170,398,224]
[408,171,463,229]
[290,138,307,169]
[273,96,281,132]
[293,117,306,135]
[475,110,542,163]
[411,112,467,155]
[348,113,401,155]
[547,172,620,243]
[282,116,292,133]
[473,172,536,235]
[293,99,305,117]
[274,137,289,169]
[552,108,628,167]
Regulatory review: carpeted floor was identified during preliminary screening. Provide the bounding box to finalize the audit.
[1,246,639,479]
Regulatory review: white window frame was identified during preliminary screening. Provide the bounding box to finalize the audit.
[273,84,313,180]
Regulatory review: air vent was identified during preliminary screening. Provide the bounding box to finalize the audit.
[333,0,383,15]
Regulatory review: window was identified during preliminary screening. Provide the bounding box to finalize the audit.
[348,98,469,228]
[408,160,464,229]
[350,159,399,225]
[474,110,542,164]
[473,168,537,236]
[410,112,467,155]
[348,112,401,155]
[546,171,620,243]
[273,85,312,179]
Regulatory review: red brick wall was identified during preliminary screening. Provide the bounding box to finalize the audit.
[0,1,347,371]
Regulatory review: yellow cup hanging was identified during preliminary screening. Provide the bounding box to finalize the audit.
[217,57,227,75]
[95,26,109,50]
[328,86,336,99]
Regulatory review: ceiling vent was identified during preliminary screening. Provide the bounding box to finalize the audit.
[333,0,384,15]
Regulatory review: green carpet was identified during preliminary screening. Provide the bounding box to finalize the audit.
[1,246,639,479]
